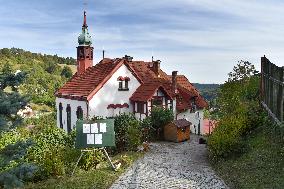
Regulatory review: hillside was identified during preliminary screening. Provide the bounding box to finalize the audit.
[0,48,76,108]
[192,83,220,104]
[212,122,284,188]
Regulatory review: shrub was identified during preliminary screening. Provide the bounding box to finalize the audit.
[0,140,38,189]
[140,117,155,142]
[113,114,142,152]
[149,107,174,139]
[127,120,142,151]
[27,125,71,177]
[78,150,105,171]
[150,107,174,130]
[208,64,264,160]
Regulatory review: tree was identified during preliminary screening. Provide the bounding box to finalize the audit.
[61,66,73,78]
[0,64,28,130]
[228,60,259,82]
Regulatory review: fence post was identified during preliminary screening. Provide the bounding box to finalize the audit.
[261,57,265,102]
[281,67,284,122]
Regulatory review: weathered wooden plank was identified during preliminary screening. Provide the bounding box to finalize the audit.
[261,56,284,124]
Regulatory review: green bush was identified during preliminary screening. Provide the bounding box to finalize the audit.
[78,150,105,171]
[0,129,25,151]
[0,140,38,189]
[27,125,72,177]
[208,63,265,160]
[113,114,142,153]
[140,116,155,142]
[127,120,142,151]
[150,107,174,130]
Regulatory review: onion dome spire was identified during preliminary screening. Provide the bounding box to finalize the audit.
[78,11,92,46]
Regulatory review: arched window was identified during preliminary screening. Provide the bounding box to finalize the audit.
[76,106,83,120]
[59,103,63,129]
[66,104,71,133]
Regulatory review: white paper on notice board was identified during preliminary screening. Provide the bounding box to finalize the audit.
[83,124,90,133]
[95,134,102,144]
[90,123,98,133]
[87,134,95,144]
[100,123,107,133]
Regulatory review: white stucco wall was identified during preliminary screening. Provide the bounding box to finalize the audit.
[89,64,140,118]
[55,97,87,132]
[177,109,205,135]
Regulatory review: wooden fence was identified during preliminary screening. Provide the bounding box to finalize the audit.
[261,56,284,124]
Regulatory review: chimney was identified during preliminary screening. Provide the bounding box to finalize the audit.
[124,55,133,62]
[172,71,178,94]
[153,60,161,76]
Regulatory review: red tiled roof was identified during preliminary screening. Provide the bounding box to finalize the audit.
[130,79,174,102]
[127,61,207,109]
[55,58,125,100]
[175,75,208,108]
[56,57,207,111]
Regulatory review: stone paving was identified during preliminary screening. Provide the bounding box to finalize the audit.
[110,135,228,189]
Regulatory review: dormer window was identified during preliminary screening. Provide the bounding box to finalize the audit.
[117,76,130,91]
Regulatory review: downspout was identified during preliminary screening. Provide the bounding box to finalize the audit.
[86,101,89,120]
[172,71,178,120]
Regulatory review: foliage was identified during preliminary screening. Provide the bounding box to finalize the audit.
[140,116,155,142]
[211,120,284,189]
[228,60,259,82]
[61,66,73,78]
[0,48,76,107]
[78,150,105,171]
[0,140,38,189]
[113,114,143,153]
[126,120,142,151]
[0,63,28,130]
[0,163,38,189]
[150,107,174,130]
[27,125,73,177]
[25,152,142,189]
[208,61,264,160]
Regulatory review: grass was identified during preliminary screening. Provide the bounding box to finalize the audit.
[25,151,143,189]
[211,123,284,189]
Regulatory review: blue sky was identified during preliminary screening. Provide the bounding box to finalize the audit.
[0,0,284,83]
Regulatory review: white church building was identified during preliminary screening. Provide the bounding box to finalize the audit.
[55,11,208,134]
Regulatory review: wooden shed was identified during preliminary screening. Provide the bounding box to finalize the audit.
[164,119,191,142]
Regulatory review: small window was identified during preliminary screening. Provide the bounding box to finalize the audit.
[119,81,123,90]
[125,80,129,90]
[59,103,63,129]
[76,106,83,120]
[153,97,163,107]
[118,80,129,91]
[137,102,144,113]
[66,104,71,133]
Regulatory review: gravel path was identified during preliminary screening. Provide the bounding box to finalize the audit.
[110,135,228,189]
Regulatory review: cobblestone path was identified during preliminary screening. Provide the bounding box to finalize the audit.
[110,135,228,189]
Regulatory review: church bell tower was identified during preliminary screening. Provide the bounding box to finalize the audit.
[77,11,93,74]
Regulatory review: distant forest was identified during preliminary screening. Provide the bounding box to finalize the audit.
[192,83,220,105]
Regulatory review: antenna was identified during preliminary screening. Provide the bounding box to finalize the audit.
[103,46,105,59]
[151,48,154,62]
